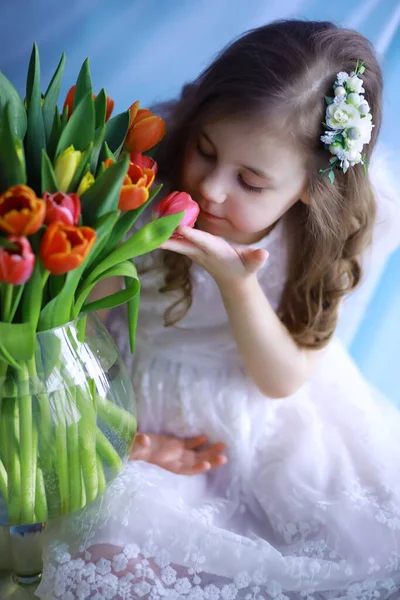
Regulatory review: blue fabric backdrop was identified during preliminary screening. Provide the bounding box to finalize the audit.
[1,0,399,402]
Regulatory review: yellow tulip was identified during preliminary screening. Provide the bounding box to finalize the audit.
[77,172,95,196]
[54,146,82,192]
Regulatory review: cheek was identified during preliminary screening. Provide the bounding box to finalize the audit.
[228,198,272,232]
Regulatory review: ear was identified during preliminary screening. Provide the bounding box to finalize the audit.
[299,183,311,206]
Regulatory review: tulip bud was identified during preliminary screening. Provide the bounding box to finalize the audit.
[152,191,199,237]
[0,236,35,285]
[0,185,45,235]
[54,146,82,192]
[77,172,95,196]
[44,191,81,226]
[40,222,97,275]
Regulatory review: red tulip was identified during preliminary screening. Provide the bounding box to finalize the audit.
[40,222,97,275]
[44,191,81,226]
[129,151,158,175]
[0,236,35,285]
[103,158,155,211]
[64,85,114,121]
[0,185,45,236]
[124,101,166,153]
[152,191,199,237]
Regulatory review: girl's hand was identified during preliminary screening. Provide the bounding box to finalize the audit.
[160,225,268,288]
[130,433,228,476]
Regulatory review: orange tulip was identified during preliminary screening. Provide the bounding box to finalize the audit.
[124,101,166,153]
[64,85,114,121]
[103,157,155,211]
[0,185,45,236]
[40,222,97,275]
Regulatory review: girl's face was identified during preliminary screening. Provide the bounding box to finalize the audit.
[180,116,308,244]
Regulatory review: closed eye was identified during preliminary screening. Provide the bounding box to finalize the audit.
[238,174,265,194]
[196,142,215,160]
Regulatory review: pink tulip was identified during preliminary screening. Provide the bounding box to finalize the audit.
[44,191,81,226]
[0,236,35,285]
[152,191,199,237]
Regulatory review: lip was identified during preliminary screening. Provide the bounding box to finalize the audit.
[199,209,225,221]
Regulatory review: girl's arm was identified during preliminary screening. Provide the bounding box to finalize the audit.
[219,276,320,398]
[161,225,321,399]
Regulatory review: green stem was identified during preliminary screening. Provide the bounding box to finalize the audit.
[96,453,106,496]
[96,429,123,476]
[2,283,13,322]
[18,362,36,523]
[51,389,69,514]
[35,467,48,522]
[5,393,21,524]
[95,393,137,443]
[0,458,7,501]
[8,284,25,323]
[75,385,98,502]
[65,386,82,512]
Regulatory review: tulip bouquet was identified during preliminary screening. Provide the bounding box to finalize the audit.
[0,44,196,526]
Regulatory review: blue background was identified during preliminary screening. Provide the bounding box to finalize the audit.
[1,0,399,403]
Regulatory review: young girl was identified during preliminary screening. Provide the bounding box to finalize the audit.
[38,19,400,600]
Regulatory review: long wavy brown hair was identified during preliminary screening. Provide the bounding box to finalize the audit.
[153,19,382,349]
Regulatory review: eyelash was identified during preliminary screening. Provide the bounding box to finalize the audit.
[238,176,264,194]
[196,142,264,194]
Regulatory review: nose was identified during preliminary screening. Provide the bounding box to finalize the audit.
[198,168,227,205]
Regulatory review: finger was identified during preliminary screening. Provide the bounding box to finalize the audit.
[136,433,151,448]
[177,461,211,476]
[242,248,269,274]
[196,442,226,459]
[206,455,228,470]
[184,435,209,450]
[160,237,204,259]
[175,225,222,253]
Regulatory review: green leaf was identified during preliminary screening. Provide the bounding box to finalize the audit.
[0,72,27,139]
[97,140,116,167]
[84,211,120,270]
[0,237,18,249]
[47,105,62,162]
[55,91,95,157]
[85,212,184,289]
[24,43,46,194]
[42,52,66,143]
[80,154,129,225]
[67,142,93,192]
[103,110,130,156]
[0,321,35,363]
[90,124,106,174]
[324,96,334,105]
[126,285,140,353]
[0,104,27,192]
[94,89,107,129]
[73,58,92,109]
[74,260,139,316]
[91,183,162,269]
[328,170,335,184]
[21,260,43,328]
[41,149,59,194]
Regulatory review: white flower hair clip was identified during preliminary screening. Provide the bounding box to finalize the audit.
[320,60,373,183]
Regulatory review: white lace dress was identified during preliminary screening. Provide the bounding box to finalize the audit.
[36,166,400,600]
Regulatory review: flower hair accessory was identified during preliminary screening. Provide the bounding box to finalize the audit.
[320,60,373,183]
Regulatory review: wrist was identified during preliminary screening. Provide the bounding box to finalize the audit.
[217,273,260,301]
